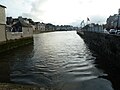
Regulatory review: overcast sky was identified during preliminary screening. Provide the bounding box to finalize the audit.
[0,0,120,26]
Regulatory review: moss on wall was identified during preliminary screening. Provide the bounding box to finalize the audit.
[0,37,33,53]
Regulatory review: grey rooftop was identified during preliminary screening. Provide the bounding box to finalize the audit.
[0,4,6,8]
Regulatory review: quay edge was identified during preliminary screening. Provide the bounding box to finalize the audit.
[0,83,52,90]
[77,31,120,60]
[0,37,33,53]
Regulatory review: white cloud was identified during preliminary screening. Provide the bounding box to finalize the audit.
[1,0,120,25]
[0,0,32,17]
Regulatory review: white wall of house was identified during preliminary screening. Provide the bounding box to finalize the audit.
[0,24,6,42]
[0,5,6,42]
[7,32,22,40]
[35,23,45,32]
[40,23,45,31]
[32,25,35,31]
[7,27,33,40]
[86,25,104,33]
[22,27,33,37]
[0,6,6,24]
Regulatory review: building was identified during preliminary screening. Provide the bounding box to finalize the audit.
[6,17,13,25]
[55,25,76,31]
[6,17,33,40]
[0,4,6,42]
[0,6,34,53]
[45,23,55,31]
[82,23,104,33]
[56,25,61,31]
[35,22,45,33]
[106,9,120,30]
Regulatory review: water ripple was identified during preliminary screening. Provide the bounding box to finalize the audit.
[0,31,112,90]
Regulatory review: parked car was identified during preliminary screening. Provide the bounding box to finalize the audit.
[104,29,109,34]
[116,30,120,35]
[109,29,117,34]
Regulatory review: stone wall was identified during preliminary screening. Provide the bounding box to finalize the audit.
[0,37,33,53]
[77,31,120,60]
[0,24,6,42]
[7,32,22,40]
[6,27,33,40]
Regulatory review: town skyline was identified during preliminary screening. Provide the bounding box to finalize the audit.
[1,0,120,26]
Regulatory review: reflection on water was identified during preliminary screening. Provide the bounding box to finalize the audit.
[95,56,120,90]
[0,31,116,90]
[0,60,10,82]
[0,44,34,83]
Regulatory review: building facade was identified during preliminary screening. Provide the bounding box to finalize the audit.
[82,23,104,33]
[0,4,6,42]
[106,9,120,30]
[6,16,33,40]
[45,23,55,31]
[35,22,45,33]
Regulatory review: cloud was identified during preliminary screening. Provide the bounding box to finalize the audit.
[22,0,48,22]
[70,15,107,27]
[31,0,48,12]
[89,15,107,24]
[0,0,32,17]
[2,0,120,25]
[21,0,111,25]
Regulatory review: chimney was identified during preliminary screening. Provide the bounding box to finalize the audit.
[118,8,120,15]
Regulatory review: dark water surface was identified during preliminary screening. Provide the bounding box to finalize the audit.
[0,31,117,90]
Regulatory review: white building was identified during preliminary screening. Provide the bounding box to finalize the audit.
[106,9,120,30]
[6,17,33,40]
[7,17,33,40]
[82,23,104,33]
[35,22,45,32]
[0,4,6,42]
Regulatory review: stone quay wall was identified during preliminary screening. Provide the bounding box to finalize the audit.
[77,31,120,60]
[0,37,33,53]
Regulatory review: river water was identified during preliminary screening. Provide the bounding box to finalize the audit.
[0,31,117,90]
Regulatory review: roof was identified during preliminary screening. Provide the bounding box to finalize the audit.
[20,20,32,27]
[35,22,40,24]
[0,4,6,8]
[12,20,32,27]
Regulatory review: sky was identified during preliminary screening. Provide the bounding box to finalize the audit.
[0,0,120,26]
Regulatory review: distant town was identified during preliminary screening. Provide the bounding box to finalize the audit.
[6,16,78,33]
[1,3,120,43]
[80,8,120,35]
[0,4,79,43]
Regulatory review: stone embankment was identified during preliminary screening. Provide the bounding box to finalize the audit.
[0,83,52,90]
[77,31,120,67]
[0,37,33,53]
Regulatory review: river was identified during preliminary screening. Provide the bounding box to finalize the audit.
[0,31,118,90]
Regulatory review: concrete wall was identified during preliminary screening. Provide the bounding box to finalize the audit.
[7,27,33,40]
[22,27,33,37]
[7,32,22,40]
[0,24,6,42]
[0,6,5,24]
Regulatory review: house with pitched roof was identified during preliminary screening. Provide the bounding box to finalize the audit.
[7,17,33,40]
[34,22,45,33]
